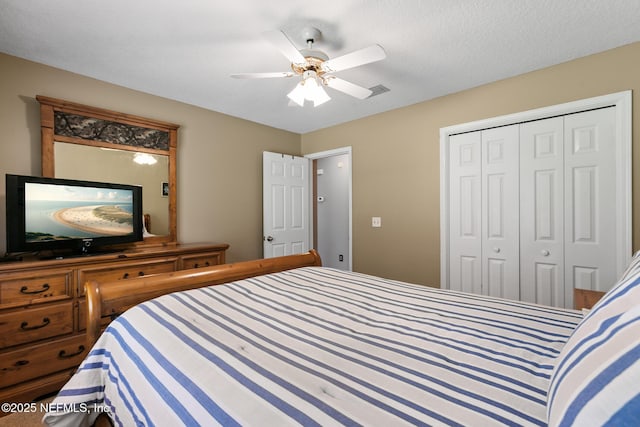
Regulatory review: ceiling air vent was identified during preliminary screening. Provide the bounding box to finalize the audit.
[367,84,390,98]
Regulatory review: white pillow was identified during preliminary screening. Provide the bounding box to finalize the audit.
[547,268,640,426]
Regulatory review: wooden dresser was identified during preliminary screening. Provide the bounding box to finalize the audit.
[0,242,228,407]
[574,288,606,310]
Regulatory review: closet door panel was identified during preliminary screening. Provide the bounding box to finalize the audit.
[564,107,617,300]
[444,93,629,308]
[449,132,482,294]
[481,125,519,299]
[520,117,565,306]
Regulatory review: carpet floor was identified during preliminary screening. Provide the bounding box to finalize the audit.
[0,396,54,427]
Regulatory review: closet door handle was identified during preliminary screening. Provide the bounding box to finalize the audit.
[492,247,501,253]
[541,250,550,256]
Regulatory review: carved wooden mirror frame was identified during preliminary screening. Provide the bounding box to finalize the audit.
[37,95,178,245]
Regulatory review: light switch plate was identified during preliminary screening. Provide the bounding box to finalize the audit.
[372,217,382,227]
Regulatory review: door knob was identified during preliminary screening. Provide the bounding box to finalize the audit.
[541,250,550,256]
[265,236,274,242]
[493,247,500,253]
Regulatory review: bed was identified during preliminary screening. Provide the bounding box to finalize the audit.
[44,250,639,426]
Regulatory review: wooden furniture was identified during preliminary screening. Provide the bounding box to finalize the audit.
[144,213,151,233]
[574,288,606,310]
[0,242,228,407]
[38,95,179,245]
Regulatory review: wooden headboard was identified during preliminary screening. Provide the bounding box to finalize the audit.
[85,250,322,346]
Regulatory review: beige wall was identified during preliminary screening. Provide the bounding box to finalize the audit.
[0,53,300,261]
[2,42,638,283]
[302,42,640,286]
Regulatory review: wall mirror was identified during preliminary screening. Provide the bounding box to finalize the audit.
[38,95,178,245]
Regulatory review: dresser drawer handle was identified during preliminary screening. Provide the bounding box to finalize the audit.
[138,271,145,276]
[20,317,50,331]
[58,345,85,359]
[14,360,29,367]
[122,273,129,279]
[20,284,50,294]
[193,262,210,269]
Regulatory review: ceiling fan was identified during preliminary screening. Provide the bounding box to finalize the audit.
[231,27,386,107]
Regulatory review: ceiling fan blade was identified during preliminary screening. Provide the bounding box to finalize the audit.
[325,77,372,99]
[231,72,295,79]
[262,30,306,64]
[321,44,386,73]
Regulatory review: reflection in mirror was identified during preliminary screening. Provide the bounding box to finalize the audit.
[38,95,178,244]
[53,143,170,236]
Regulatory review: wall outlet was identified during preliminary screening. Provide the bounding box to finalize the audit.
[372,217,382,227]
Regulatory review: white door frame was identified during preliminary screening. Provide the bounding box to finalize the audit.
[440,91,632,290]
[305,146,353,271]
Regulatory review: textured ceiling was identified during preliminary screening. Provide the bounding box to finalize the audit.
[1,0,639,134]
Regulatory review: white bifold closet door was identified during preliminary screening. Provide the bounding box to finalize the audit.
[481,125,520,300]
[448,125,519,299]
[448,132,482,295]
[449,106,618,308]
[563,108,618,295]
[520,116,566,306]
[520,108,617,307]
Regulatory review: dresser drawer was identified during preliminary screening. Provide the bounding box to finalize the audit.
[77,258,178,295]
[574,288,606,310]
[0,270,72,308]
[0,334,88,388]
[0,302,74,348]
[180,251,225,270]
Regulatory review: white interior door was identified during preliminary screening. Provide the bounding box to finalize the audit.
[263,151,310,258]
[520,117,565,306]
[481,125,520,299]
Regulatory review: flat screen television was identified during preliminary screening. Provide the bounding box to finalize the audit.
[5,174,143,256]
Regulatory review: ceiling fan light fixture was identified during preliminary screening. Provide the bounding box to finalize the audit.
[287,82,306,106]
[133,152,158,165]
[234,29,386,107]
[312,87,331,107]
[287,70,331,107]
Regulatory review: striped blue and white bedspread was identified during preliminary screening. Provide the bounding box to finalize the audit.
[44,267,582,426]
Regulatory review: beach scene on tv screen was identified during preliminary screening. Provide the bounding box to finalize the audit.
[25,182,134,243]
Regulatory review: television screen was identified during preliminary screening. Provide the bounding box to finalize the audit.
[25,182,135,241]
[6,174,143,255]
